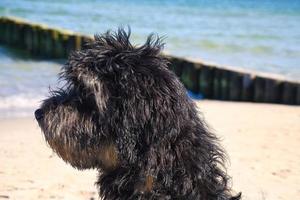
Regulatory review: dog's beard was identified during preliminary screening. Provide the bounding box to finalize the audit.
[38,97,120,171]
[38,101,93,166]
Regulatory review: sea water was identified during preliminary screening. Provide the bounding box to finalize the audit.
[0,0,300,117]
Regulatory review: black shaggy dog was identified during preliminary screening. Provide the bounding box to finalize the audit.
[35,29,241,200]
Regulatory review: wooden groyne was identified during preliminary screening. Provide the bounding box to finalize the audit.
[0,16,93,58]
[1,16,299,105]
[168,56,300,105]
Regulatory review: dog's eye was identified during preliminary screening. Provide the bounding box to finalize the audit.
[57,96,66,104]
[74,92,97,113]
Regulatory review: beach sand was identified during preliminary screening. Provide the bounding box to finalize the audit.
[0,100,299,200]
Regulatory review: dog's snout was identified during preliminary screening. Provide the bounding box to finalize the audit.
[34,109,44,120]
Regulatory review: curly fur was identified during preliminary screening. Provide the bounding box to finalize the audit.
[35,28,241,200]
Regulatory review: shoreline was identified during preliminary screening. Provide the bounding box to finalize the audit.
[1,100,300,199]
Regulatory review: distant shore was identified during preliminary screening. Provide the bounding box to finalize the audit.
[1,100,300,200]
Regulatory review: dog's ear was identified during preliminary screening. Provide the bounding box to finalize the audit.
[80,72,109,111]
[61,57,109,111]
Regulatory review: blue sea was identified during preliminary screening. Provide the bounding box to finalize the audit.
[0,0,300,117]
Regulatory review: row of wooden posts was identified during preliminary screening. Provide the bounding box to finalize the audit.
[0,16,299,105]
[0,16,93,58]
[168,56,299,104]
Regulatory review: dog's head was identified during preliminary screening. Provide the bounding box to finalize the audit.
[35,29,188,172]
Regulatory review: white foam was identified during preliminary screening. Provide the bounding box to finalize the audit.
[0,94,45,118]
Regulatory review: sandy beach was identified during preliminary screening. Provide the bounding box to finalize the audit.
[0,100,300,200]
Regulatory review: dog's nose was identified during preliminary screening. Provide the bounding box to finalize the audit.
[34,109,44,120]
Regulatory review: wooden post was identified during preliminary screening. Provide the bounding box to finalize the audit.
[24,24,33,53]
[213,68,230,100]
[228,71,243,101]
[38,28,51,57]
[213,68,222,100]
[264,78,282,103]
[241,74,254,102]
[37,27,47,57]
[10,20,19,46]
[50,29,63,58]
[66,34,82,56]
[3,19,11,44]
[282,81,296,105]
[0,17,5,43]
[220,70,230,100]
[31,25,41,55]
[198,65,215,99]
[180,60,199,93]
[254,76,266,102]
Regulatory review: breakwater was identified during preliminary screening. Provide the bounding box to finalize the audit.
[1,16,299,105]
[0,16,93,58]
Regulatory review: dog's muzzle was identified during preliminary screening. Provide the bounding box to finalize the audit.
[34,109,44,121]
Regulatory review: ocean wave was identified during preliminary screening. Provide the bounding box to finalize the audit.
[0,94,45,118]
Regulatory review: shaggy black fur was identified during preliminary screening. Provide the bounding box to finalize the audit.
[35,28,241,200]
